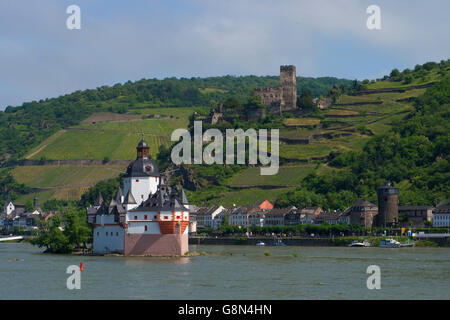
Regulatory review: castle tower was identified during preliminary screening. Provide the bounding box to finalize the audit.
[280,65,297,111]
[376,181,399,228]
[123,137,160,206]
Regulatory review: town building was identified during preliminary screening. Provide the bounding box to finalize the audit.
[433,201,450,227]
[313,211,344,225]
[0,197,41,232]
[264,206,296,226]
[344,199,378,228]
[188,206,198,234]
[398,205,434,227]
[196,205,226,229]
[3,197,15,215]
[299,207,324,224]
[87,138,190,256]
[229,201,274,227]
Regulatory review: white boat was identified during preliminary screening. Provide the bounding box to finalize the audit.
[0,236,23,242]
[400,239,415,247]
[272,239,287,246]
[379,238,401,248]
[348,240,370,247]
[256,241,265,246]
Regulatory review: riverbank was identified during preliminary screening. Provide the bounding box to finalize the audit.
[189,236,450,247]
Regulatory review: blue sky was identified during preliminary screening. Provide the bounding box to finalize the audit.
[0,0,449,109]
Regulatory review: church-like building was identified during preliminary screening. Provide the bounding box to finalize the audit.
[87,138,190,256]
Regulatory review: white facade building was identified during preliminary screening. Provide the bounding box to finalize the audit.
[3,198,15,215]
[196,206,225,229]
[432,202,450,227]
[88,138,191,256]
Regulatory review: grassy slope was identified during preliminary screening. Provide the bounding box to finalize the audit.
[27,115,189,161]
[13,65,447,205]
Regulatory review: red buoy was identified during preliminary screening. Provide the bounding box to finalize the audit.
[80,262,83,272]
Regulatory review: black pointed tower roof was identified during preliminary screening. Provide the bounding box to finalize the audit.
[114,187,123,204]
[95,192,104,206]
[124,190,137,205]
[124,138,160,178]
[130,179,189,212]
[180,188,189,205]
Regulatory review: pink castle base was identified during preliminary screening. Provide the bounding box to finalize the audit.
[124,233,188,256]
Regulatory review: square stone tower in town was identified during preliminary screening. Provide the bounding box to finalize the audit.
[280,65,297,112]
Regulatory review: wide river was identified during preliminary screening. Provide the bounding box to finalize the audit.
[1,243,449,299]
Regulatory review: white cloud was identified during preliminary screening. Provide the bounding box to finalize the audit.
[0,0,448,108]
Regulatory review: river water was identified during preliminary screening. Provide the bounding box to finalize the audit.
[1,243,449,300]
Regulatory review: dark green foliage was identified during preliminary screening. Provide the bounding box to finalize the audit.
[307,74,450,208]
[245,94,264,110]
[42,199,72,212]
[29,208,92,253]
[79,177,122,208]
[0,75,353,165]
[297,89,316,110]
[0,169,30,208]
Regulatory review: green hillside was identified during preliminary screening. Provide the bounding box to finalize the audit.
[1,60,448,209]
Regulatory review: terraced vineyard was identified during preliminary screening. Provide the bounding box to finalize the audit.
[27,114,190,161]
[14,108,196,204]
[9,61,448,207]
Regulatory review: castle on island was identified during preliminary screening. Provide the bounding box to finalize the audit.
[86,138,191,256]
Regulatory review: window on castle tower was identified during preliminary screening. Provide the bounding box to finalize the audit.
[144,226,148,232]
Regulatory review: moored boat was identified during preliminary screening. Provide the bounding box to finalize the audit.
[348,240,370,247]
[379,238,401,248]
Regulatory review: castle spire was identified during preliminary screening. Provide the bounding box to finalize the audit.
[136,135,150,159]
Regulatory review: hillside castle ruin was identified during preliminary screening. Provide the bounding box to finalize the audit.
[254,65,297,115]
[207,65,298,124]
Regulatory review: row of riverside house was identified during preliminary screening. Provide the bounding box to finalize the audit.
[0,196,55,233]
[192,197,450,232]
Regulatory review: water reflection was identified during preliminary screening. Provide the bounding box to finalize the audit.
[123,256,191,266]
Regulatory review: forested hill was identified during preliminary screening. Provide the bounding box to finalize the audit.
[276,72,450,208]
[0,75,352,162]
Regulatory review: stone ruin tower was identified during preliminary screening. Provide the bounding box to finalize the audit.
[253,65,297,115]
[280,65,297,112]
[375,181,399,228]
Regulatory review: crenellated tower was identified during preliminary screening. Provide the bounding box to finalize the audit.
[280,65,297,111]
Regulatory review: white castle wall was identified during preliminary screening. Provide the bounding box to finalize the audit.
[124,176,159,205]
[93,225,124,254]
[127,221,161,234]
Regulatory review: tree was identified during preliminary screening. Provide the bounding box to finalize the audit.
[245,94,264,110]
[223,214,229,226]
[390,69,400,79]
[297,89,315,110]
[29,216,71,253]
[29,208,92,253]
[63,209,92,250]
[25,200,34,212]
